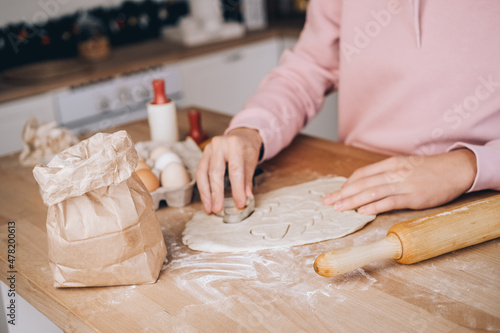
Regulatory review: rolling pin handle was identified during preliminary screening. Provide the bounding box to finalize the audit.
[314,233,403,277]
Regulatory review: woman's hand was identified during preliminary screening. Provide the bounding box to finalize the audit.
[196,128,262,214]
[323,149,477,215]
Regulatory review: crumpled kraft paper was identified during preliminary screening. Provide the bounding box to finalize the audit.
[19,116,79,167]
[33,130,167,288]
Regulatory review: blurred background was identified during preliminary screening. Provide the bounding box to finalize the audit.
[0,4,341,329]
[0,0,309,70]
[0,0,338,164]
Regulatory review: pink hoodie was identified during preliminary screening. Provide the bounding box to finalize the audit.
[227,0,500,192]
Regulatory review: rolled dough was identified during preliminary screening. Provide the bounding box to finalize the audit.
[182,177,376,252]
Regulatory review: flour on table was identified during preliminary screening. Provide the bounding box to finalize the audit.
[182,177,376,252]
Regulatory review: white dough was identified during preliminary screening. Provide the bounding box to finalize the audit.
[182,177,376,252]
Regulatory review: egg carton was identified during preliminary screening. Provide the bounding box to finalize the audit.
[135,138,202,209]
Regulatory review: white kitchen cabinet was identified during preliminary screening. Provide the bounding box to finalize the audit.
[302,92,338,141]
[0,92,56,157]
[0,34,338,159]
[277,36,299,56]
[179,38,281,115]
[279,36,339,141]
[0,281,62,333]
[180,36,338,141]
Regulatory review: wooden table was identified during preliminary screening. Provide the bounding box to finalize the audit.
[0,108,499,332]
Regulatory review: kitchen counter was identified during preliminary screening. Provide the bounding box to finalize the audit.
[0,24,301,104]
[0,108,499,332]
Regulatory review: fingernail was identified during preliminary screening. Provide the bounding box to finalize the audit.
[235,199,244,209]
[334,202,342,211]
[324,193,338,205]
[204,203,211,213]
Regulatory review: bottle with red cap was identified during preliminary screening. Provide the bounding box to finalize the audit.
[147,79,179,142]
[187,109,208,145]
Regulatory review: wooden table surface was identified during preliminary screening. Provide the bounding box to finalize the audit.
[0,108,499,332]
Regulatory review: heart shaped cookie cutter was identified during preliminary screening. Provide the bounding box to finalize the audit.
[217,197,255,224]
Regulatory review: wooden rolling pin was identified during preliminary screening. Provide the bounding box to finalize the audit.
[314,194,500,277]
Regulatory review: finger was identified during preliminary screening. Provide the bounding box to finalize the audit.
[344,157,401,186]
[323,190,341,205]
[357,195,409,215]
[195,146,212,213]
[324,172,397,205]
[244,166,255,199]
[228,149,246,209]
[207,147,226,214]
[243,147,259,200]
[334,183,400,212]
[342,173,399,200]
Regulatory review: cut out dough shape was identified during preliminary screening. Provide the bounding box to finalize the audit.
[182,177,376,252]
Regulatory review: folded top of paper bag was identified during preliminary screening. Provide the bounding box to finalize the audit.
[33,131,138,206]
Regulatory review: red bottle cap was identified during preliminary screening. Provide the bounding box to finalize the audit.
[152,79,169,104]
[188,109,208,145]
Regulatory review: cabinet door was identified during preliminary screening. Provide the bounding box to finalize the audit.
[0,281,62,333]
[179,39,280,115]
[302,92,338,141]
[279,37,339,141]
[0,93,55,156]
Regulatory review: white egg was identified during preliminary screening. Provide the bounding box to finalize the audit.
[149,146,173,161]
[154,152,182,171]
[161,162,191,189]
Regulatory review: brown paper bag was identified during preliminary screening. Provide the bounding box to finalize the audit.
[33,130,167,288]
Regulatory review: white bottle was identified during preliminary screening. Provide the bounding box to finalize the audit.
[147,79,179,143]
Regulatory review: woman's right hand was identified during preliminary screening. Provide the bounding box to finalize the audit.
[195,127,262,214]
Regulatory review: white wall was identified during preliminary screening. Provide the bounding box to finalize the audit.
[0,0,152,26]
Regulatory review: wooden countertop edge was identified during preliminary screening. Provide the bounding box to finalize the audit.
[0,260,95,332]
[0,26,302,104]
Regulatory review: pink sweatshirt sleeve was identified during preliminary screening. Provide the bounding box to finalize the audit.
[225,0,341,161]
[448,140,500,192]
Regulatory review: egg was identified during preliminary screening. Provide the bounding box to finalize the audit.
[149,146,173,161]
[161,162,191,189]
[136,160,151,171]
[150,167,161,179]
[154,152,182,171]
[136,169,160,192]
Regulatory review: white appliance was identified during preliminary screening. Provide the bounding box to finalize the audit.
[54,65,182,136]
[242,0,268,31]
[0,92,55,156]
[163,0,245,46]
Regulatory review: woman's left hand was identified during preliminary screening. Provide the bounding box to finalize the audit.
[323,149,477,215]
